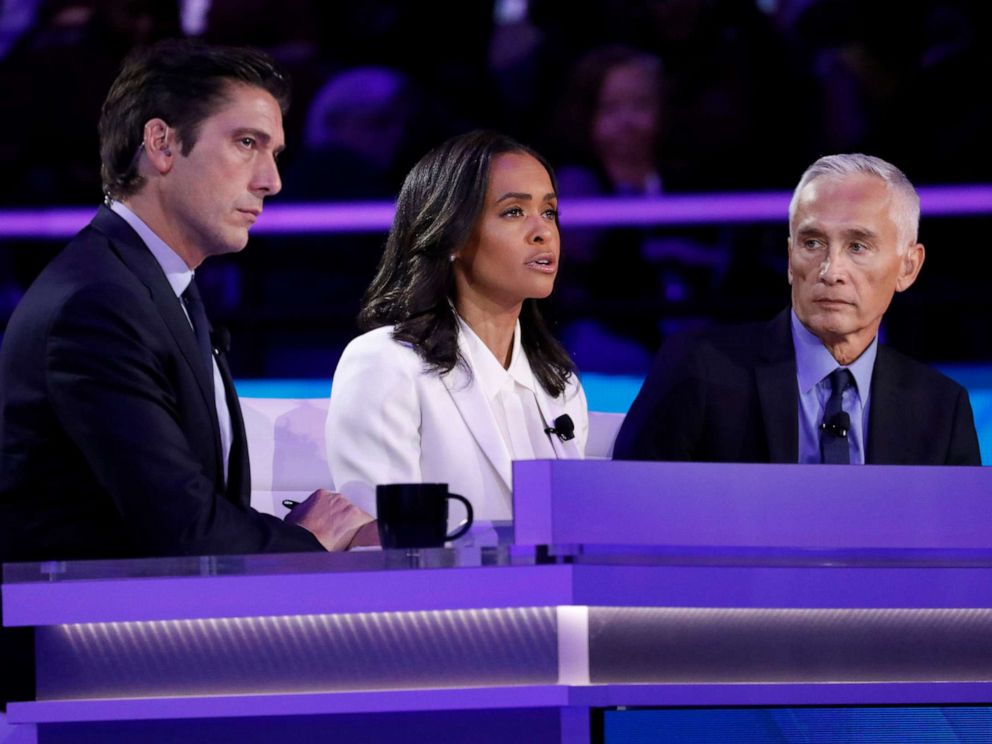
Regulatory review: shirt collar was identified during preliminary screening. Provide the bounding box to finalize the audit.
[791,308,877,397]
[456,314,537,399]
[109,200,194,298]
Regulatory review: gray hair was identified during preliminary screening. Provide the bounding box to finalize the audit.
[788,153,920,247]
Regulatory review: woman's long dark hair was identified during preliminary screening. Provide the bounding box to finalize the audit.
[359,130,576,397]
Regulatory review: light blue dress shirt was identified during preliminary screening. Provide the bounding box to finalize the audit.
[791,310,877,464]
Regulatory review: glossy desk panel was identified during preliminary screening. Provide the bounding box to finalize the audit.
[513,461,992,549]
[6,460,992,743]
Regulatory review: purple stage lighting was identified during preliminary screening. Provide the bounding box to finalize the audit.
[0,185,990,239]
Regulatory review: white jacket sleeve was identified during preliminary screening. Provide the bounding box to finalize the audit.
[325,329,424,516]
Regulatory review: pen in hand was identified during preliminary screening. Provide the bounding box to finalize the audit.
[282,499,300,510]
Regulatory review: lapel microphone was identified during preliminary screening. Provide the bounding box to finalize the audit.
[210,327,231,355]
[821,411,850,438]
[544,414,575,442]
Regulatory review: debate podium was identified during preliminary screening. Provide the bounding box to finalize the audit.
[4,462,992,743]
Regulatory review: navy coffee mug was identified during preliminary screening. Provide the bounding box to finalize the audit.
[375,483,474,548]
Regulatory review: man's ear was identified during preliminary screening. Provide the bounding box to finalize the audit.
[895,242,925,293]
[141,119,176,174]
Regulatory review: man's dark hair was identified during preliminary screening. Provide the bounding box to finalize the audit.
[99,39,290,200]
[360,129,576,398]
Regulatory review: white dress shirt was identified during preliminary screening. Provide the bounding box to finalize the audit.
[456,315,558,462]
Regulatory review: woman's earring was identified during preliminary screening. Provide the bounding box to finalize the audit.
[449,254,456,263]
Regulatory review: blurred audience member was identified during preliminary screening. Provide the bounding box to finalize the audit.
[0,0,182,205]
[791,0,992,183]
[547,45,730,372]
[281,67,417,200]
[198,0,318,62]
[556,46,664,198]
[0,0,40,59]
[645,0,807,189]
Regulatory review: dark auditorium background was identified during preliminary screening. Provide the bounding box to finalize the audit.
[1,0,990,380]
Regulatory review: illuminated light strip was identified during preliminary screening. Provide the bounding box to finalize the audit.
[1,185,990,239]
[556,605,590,686]
[0,207,96,239]
[253,201,397,233]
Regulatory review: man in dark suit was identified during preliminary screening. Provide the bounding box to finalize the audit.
[1,39,380,713]
[614,154,980,465]
[0,40,374,564]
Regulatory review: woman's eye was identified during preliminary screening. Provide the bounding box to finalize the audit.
[543,207,559,220]
[502,207,524,217]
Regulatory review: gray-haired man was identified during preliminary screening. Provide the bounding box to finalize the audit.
[615,153,980,465]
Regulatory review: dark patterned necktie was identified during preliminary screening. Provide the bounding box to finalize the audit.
[820,368,853,464]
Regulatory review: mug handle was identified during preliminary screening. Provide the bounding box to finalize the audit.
[445,492,474,542]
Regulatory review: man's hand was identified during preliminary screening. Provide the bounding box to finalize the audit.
[346,519,381,548]
[284,489,375,551]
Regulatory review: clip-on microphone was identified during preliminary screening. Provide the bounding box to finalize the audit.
[544,414,575,442]
[210,326,231,355]
[820,411,850,439]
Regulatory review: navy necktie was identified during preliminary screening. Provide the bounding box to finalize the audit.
[820,368,853,464]
[182,279,215,397]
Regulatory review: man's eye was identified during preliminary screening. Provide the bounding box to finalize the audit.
[803,239,822,250]
[239,137,256,148]
[850,242,867,253]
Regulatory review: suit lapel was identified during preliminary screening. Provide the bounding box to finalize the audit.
[442,359,513,493]
[754,309,799,463]
[91,208,218,412]
[866,347,899,464]
[90,207,225,475]
[216,348,251,504]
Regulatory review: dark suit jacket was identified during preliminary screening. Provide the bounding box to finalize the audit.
[614,308,981,465]
[0,206,322,562]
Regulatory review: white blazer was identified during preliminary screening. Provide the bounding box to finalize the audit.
[325,325,588,521]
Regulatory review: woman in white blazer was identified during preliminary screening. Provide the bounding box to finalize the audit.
[325,130,588,528]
